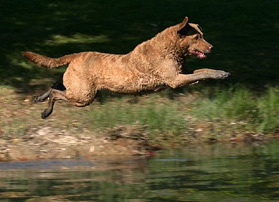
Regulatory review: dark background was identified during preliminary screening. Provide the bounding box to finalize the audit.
[0,0,278,92]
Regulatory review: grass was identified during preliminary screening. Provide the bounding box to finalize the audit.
[85,96,188,145]
[88,97,185,132]
[257,88,279,132]
[0,0,278,146]
[189,86,279,138]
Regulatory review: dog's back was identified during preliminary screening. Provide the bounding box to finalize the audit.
[23,17,229,119]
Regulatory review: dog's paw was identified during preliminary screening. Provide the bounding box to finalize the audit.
[211,70,230,79]
[41,110,49,119]
[33,95,43,103]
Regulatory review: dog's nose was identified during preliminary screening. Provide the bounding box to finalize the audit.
[205,45,213,54]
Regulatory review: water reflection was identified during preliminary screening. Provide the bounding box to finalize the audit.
[1,140,279,202]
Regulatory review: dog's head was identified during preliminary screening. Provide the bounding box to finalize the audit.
[176,17,213,59]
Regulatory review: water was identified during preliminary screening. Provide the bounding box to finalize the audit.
[1,140,279,202]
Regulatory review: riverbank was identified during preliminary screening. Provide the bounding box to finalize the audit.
[0,126,276,162]
[1,86,279,161]
[1,0,278,161]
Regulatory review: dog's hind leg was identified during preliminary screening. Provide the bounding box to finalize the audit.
[33,82,66,103]
[33,89,52,103]
[41,89,68,119]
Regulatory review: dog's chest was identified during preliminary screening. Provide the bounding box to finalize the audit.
[132,74,163,92]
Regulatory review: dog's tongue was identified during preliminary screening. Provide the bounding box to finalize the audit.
[197,52,206,59]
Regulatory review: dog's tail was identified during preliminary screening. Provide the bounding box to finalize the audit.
[22,51,79,69]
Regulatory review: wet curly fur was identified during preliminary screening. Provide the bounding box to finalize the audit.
[22,17,229,119]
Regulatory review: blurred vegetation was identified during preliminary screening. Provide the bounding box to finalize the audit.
[0,0,279,143]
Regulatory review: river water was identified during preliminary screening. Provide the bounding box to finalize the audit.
[1,140,279,202]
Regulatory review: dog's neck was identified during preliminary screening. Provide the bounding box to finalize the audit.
[150,25,189,70]
[149,26,184,57]
[131,25,187,60]
[126,24,188,75]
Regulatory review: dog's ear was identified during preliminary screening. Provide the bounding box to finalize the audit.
[178,17,189,30]
[177,17,197,37]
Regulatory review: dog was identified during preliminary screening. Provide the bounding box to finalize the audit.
[22,17,229,119]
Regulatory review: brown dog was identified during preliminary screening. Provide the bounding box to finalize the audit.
[23,17,229,119]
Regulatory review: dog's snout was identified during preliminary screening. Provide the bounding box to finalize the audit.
[205,45,213,54]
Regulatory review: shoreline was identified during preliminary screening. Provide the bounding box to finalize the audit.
[0,125,276,162]
[1,87,279,162]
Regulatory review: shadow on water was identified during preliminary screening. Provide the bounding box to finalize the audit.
[0,0,278,92]
[1,140,279,201]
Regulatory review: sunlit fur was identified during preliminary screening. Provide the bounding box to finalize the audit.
[22,17,229,118]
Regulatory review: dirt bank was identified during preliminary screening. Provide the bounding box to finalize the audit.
[0,88,276,161]
[0,126,155,161]
[0,125,274,161]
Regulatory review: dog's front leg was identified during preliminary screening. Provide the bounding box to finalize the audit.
[167,70,229,88]
[193,68,226,74]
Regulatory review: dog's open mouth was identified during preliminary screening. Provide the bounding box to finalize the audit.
[192,50,207,59]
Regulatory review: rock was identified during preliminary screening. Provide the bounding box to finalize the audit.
[25,196,70,202]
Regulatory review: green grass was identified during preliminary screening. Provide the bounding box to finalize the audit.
[190,86,279,136]
[257,88,279,132]
[86,96,187,139]
[0,0,279,145]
